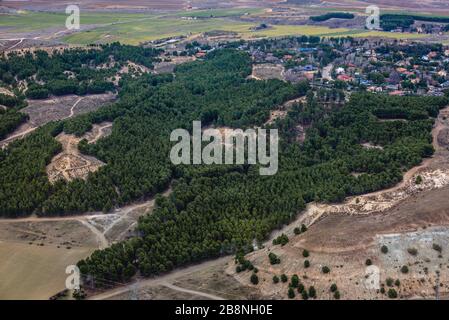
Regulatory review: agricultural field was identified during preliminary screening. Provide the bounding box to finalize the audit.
[0,219,97,300]
[0,7,437,46]
[0,11,150,33]
[0,242,94,300]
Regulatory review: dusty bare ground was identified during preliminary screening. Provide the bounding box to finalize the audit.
[0,93,116,148]
[46,132,106,183]
[82,122,113,144]
[0,87,14,96]
[0,186,171,299]
[228,187,449,300]
[225,106,449,300]
[0,218,98,299]
[107,262,257,300]
[89,256,254,301]
[0,241,94,300]
[265,96,305,125]
[153,56,196,74]
[25,94,116,127]
[249,63,285,81]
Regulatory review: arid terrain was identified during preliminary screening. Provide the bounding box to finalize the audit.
[0,93,116,149]
[226,106,449,300]
[82,104,449,301]
[2,1,449,302]
[0,187,171,299]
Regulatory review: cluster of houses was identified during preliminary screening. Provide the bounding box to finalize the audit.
[331,44,449,96]
[150,33,449,98]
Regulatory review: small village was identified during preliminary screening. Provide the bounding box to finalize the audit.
[152,35,449,99]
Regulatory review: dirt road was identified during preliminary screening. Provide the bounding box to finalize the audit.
[69,97,84,117]
[77,219,108,249]
[267,106,449,244]
[161,282,225,300]
[89,257,229,300]
[0,96,86,148]
[88,123,113,144]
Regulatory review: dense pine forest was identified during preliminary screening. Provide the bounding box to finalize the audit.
[0,44,447,284]
[0,43,161,139]
[78,86,446,283]
[73,50,446,284]
[0,49,302,216]
[310,12,354,22]
[380,14,449,31]
[0,91,28,140]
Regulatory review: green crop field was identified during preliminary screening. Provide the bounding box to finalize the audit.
[0,9,431,45]
[63,17,257,45]
[0,11,151,33]
[63,21,427,45]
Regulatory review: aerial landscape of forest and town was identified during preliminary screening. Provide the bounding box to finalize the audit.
[2,0,449,310]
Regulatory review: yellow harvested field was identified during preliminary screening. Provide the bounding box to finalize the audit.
[350,30,427,39]
[242,25,351,38]
[0,241,94,300]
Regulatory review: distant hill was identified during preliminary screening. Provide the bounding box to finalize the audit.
[287,0,449,12]
[358,0,449,11]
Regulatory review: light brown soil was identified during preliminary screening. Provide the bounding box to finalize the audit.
[250,63,285,81]
[0,87,14,96]
[0,93,116,148]
[227,106,449,300]
[46,132,106,183]
[82,122,113,144]
[0,186,171,299]
[0,241,94,300]
[0,218,97,299]
[265,96,305,125]
[153,56,196,74]
[89,257,254,300]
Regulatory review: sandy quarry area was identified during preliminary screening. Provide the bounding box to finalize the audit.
[46,121,112,183]
[46,124,111,183]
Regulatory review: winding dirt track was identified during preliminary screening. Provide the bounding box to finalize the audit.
[0,97,85,148]
[7,38,24,50]
[266,105,449,245]
[0,127,37,146]
[69,97,84,118]
[88,123,113,144]
[0,188,171,250]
